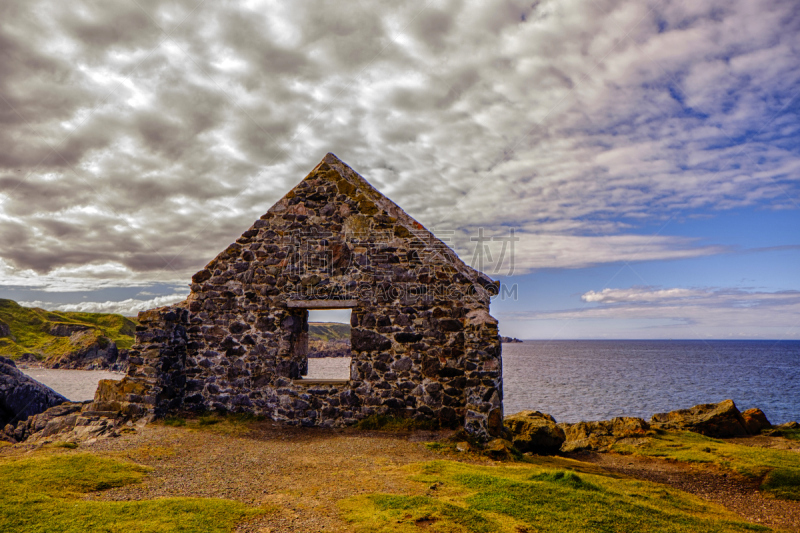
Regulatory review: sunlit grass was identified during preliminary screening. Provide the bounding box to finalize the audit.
[340,459,770,533]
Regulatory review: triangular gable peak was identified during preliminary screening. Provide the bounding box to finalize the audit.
[191,153,498,305]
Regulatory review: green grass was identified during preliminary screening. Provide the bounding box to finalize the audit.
[0,299,137,362]
[612,430,800,500]
[772,428,800,441]
[339,460,769,532]
[356,413,439,431]
[156,412,265,436]
[308,321,350,342]
[0,452,261,532]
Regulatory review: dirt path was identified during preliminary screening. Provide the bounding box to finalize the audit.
[573,450,800,532]
[80,421,473,533]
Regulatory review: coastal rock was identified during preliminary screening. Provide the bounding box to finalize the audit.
[650,399,749,438]
[499,336,522,343]
[308,339,351,358]
[0,321,10,338]
[48,331,128,371]
[3,399,143,444]
[504,410,565,454]
[559,417,651,452]
[483,438,516,460]
[0,356,68,429]
[775,421,799,430]
[741,408,772,435]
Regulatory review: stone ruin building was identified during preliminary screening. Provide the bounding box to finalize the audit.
[97,153,503,439]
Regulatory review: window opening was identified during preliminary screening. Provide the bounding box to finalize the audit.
[304,309,352,380]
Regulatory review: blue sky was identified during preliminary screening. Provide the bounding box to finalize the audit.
[0,0,798,339]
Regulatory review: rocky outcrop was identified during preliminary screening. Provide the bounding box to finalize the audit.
[499,336,522,343]
[49,323,91,337]
[0,356,67,430]
[0,321,10,338]
[2,400,144,445]
[649,399,751,438]
[741,408,772,435]
[48,331,128,371]
[505,410,565,454]
[308,339,351,358]
[560,417,651,452]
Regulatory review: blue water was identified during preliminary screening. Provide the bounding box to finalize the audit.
[502,340,800,425]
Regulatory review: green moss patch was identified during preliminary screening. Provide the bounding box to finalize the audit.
[0,453,261,533]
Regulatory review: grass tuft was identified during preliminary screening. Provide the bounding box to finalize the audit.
[52,442,79,449]
[528,470,602,491]
[760,469,800,501]
[356,414,438,431]
[161,416,187,427]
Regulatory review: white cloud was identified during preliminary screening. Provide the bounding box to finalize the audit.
[20,293,189,316]
[581,287,706,303]
[499,287,800,339]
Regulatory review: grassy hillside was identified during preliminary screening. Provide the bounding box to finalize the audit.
[308,321,350,342]
[0,299,137,362]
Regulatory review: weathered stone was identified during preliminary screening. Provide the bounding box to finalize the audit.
[0,321,10,338]
[483,438,516,460]
[741,408,771,435]
[351,329,392,352]
[650,399,749,438]
[505,410,566,454]
[92,154,503,440]
[560,417,651,452]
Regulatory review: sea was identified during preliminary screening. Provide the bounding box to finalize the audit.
[22,340,800,425]
[502,340,800,425]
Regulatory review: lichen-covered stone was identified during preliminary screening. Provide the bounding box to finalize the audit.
[505,410,565,454]
[650,399,749,438]
[96,154,503,440]
[741,407,772,435]
[559,417,651,452]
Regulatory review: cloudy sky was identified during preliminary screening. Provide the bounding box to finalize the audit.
[0,0,798,339]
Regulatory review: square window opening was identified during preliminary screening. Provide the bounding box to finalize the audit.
[304,309,352,380]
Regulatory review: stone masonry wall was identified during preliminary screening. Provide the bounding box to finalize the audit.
[108,154,503,439]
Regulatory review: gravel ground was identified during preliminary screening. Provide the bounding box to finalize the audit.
[80,421,466,533]
[574,448,800,532]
